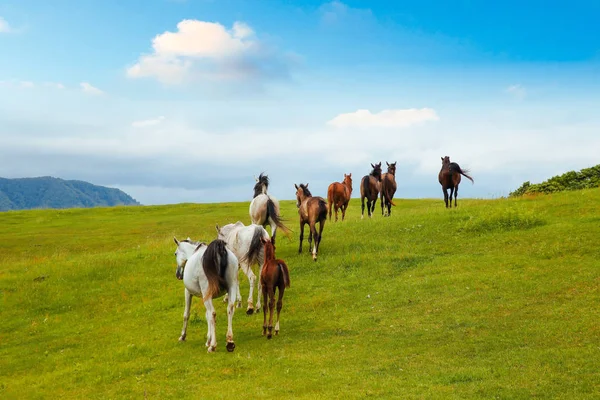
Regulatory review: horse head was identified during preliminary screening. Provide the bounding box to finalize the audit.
[370,162,383,181]
[386,161,397,176]
[343,173,353,190]
[294,183,311,208]
[173,237,203,280]
[441,156,451,168]
[253,173,270,198]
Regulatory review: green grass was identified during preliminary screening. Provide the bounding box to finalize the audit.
[1,190,599,399]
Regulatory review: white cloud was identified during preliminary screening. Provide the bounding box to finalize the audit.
[0,16,12,33]
[131,116,165,128]
[44,82,65,89]
[506,84,526,99]
[126,19,293,85]
[80,82,104,95]
[327,108,439,129]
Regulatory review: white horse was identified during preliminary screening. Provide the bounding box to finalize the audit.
[173,237,239,353]
[216,221,271,315]
[249,173,291,246]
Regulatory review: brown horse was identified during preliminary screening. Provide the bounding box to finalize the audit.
[260,237,290,339]
[327,173,353,222]
[380,161,397,217]
[360,162,382,219]
[294,183,328,261]
[438,156,474,208]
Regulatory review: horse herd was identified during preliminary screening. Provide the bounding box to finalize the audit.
[172,156,474,353]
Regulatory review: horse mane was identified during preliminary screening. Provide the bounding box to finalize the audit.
[299,183,312,197]
[180,238,205,251]
[253,173,269,198]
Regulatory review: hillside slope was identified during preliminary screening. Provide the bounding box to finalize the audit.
[0,176,140,211]
[0,190,598,399]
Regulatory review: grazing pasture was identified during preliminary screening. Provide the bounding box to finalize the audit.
[1,189,599,399]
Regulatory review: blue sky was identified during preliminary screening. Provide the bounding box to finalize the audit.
[1,0,599,205]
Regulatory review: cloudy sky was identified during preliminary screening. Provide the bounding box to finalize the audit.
[1,0,599,205]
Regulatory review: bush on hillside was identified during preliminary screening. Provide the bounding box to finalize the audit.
[509,164,600,197]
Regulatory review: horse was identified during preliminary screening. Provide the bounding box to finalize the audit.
[327,173,353,222]
[249,173,291,246]
[173,237,239,353]
[294,183,328,261]
[380,161,397,217]
[216,221,271,315]
[438,156,474,208]
[260,236,291,339]
[360,162,383,219]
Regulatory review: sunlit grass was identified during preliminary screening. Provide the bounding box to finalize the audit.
[1,189,599,398]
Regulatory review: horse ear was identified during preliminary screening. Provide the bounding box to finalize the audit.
[441,157,444,161]
[306,183,309,188]
[294,184,298,189]
[215,224,220,232]
[371,163,375,168]
[173,237,179,245]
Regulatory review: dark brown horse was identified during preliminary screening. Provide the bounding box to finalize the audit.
[260,237,290,339]
[327,173,353,222]
[380,161,397,217]
[294,183,328,261]
[360,162,382,219]
[438,156,474,208]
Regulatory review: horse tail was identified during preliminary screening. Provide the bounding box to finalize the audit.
[451,163,475,184]
[318,199,328,222]
[266,198,291,237]
[202,239,229,302]
[239,226,263,265]
[278,261,291,289]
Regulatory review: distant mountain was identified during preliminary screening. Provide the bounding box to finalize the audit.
[0,176,141,211]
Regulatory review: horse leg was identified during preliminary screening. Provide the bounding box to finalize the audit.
[256,259,263,312]
[328,199,333,221]
[454,185,459,207]
[381,193,385,216]
[275,284,284,335]
[361,196,365,219]
[262,283,269,336]
[371,197,377,216]
[204,299,217,352]
[241,261,256,315]
[298,222,305,253]
[341,203,346,221]
[179,288,192,341]
[314,219,325,261]
[335,205,339,222]
[308,222,316,260]
[267,287,276,339]
[225,284,237,352]
[443,188,449,208]
[449,187,455,208]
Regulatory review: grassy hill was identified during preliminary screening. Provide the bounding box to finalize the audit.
[1,190,598,399]
[0,176,140,211]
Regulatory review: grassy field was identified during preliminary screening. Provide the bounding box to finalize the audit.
[1,189,599,399]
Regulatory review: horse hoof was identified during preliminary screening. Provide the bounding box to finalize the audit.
[226,342,236,352]
[267,334,272,340]
[246,308,254,315]
[207,346,216,353]
[178,335,186,342]
[275,330,279,335]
